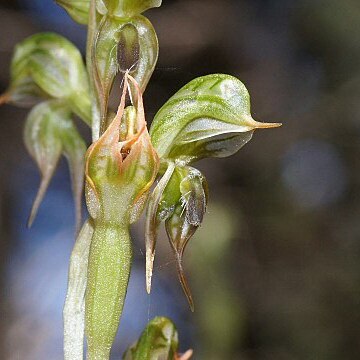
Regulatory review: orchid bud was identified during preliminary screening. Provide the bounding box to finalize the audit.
[145,164,208,311]
[24,100,87,232]
[85,74,159,359]
[123,317,192,360]
[92,15,158,133]
[24,101,63,226]
[56,0,90,25]
[97,0,162,18]
[150,74,281,164]
[3,33,91,125]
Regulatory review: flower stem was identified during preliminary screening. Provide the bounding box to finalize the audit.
[85,223,132,360]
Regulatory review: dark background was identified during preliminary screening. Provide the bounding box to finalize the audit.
[0,0,360,359]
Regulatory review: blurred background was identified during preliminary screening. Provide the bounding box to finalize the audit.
[0,0,360,359]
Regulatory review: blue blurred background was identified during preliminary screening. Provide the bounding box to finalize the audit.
[0,0,359,359]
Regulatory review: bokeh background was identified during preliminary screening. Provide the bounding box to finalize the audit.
[1,0,360,359]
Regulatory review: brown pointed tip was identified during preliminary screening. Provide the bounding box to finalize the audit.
[189,301,195,312]
[27,175,52,228]
[177,259,195,312]
[177,349,194,360]
[0,93,10,106]
[255,121,282,129]
[146,249,155,294]
[27,196,41,229]
[246,116,282,130]
[27,203,38,228]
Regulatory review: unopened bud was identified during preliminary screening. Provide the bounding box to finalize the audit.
[123,316,192,360]
[93,15,158,133]
[3,33,91,125]
[24,100,86,232]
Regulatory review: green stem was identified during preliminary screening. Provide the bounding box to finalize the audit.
[85,223,132,360]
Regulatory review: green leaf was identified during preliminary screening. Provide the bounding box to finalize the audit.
[64,220,94,360]
[24,100,86,231]
[6,33,91,125]
[56,0,90,25]
[122,317,178,360]
[150,74,281,164]
[92,15,158,133]
[97,0,161,18]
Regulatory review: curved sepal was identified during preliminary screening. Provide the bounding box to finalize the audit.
[150,74,281,164]
[145,162,176,294]
[2,33,91,125]
[24,100,86,231]
[123,317,192,360]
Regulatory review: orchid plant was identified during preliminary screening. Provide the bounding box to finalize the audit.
[0,0,281,359]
